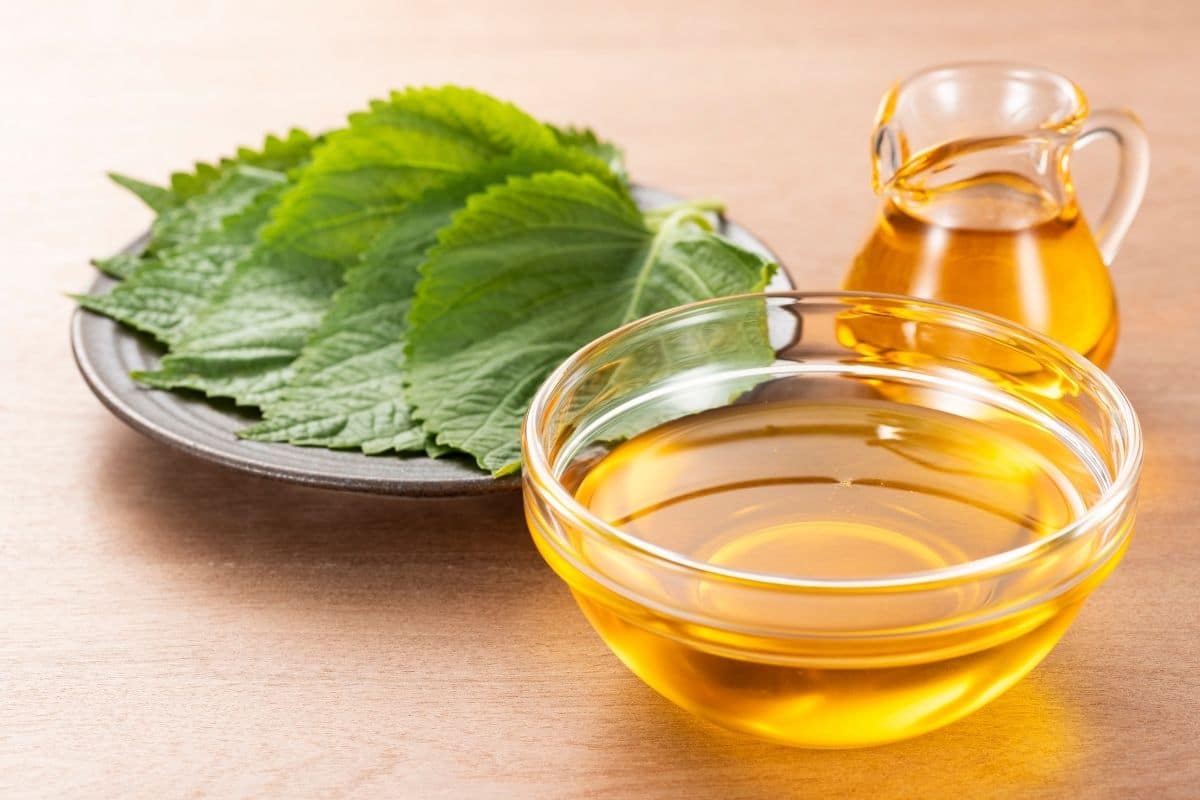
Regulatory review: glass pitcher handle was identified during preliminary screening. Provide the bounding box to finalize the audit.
[1074,109,1150,265]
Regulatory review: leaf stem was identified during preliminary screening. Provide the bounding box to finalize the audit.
[643,198,726,232]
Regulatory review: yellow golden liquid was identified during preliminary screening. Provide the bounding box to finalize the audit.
[844,174,1119,367]
[554,397,1118,747]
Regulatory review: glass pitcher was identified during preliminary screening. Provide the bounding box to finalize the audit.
[843,63,1149,368]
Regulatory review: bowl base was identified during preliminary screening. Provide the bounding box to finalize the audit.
[575,593,1081,749]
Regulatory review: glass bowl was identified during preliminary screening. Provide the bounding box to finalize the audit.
[521,292,1141,748]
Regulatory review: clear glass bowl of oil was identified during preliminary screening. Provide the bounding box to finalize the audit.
[522,292,1141,749]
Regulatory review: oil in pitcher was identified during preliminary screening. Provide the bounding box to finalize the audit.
[843,63,1149,368]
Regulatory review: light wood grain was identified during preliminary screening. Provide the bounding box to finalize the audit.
[2,1,1198,797]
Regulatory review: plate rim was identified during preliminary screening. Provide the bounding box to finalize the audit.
[71,187,790,497]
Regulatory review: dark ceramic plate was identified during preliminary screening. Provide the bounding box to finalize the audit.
[71,186,790,496]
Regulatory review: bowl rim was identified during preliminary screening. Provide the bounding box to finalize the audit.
[522,290,1143,593]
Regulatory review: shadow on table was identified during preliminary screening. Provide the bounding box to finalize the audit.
[590,666,1088,797]
[92,424,539,593]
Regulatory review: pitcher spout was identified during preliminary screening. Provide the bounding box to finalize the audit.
[870,63,1089,230]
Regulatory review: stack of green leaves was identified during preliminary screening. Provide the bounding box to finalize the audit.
[78,86,777,476]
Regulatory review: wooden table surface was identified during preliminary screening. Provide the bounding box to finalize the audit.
[3,1,1198,797]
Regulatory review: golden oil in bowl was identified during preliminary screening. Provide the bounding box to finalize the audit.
[567,398,1097,747]
[523,293,1140,748]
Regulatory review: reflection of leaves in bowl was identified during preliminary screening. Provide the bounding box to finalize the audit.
[556,295,779,466]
